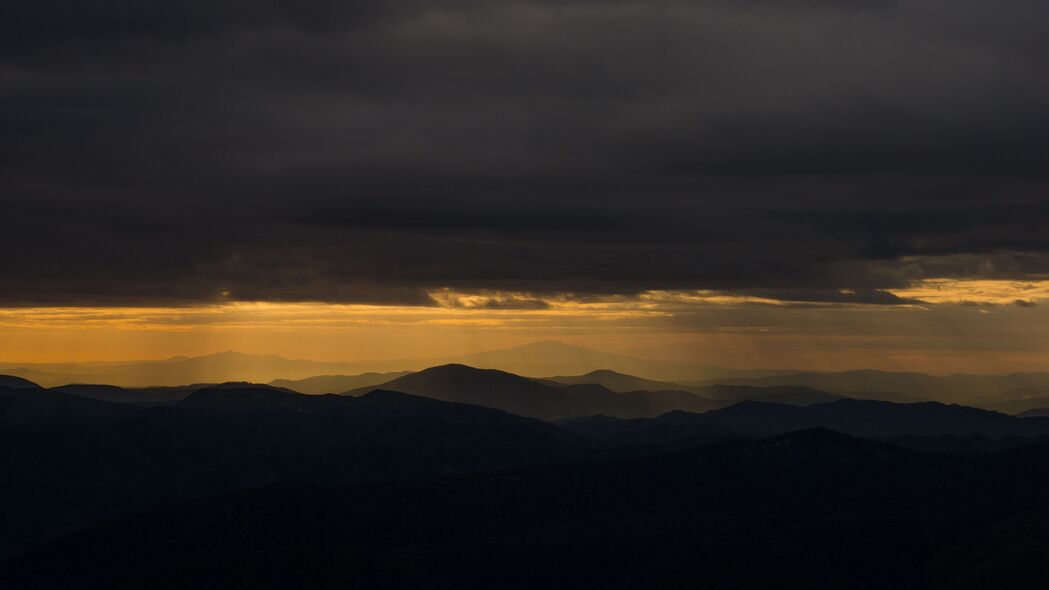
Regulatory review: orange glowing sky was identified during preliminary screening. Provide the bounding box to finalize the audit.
[2,280,1048,374]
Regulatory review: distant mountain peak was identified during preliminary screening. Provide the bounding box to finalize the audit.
[359,388,416,400]
[208,381,288,389]
[582,369,630,377]
[178,384,307,410]
[415,364,518,378]
[427,363,475,371]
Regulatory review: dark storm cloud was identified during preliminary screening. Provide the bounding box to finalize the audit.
[2,0,1048,305]
[732,289,923,306]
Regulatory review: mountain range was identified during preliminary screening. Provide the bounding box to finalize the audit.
[11,340,1049,411]
[6,365,848,418]
[9,428,1049,589]
[341,365,867,420]
[0,381,581,559]
[8,364,1049,587]
[269,372,411,394]
[341,364,724,420]
[559,399,1049,450]
[700,369,1049,407]
[0,341,785,387]
[10,341,1049,412]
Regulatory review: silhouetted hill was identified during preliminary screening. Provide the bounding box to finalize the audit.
[0,341,787,388]
[0,352,365,388]
[177,383,317,410]
[430,340,785,381]
[345,364,722,420]
[0,386,138,429]
[697,369,1049,405]
[9,347,1049,403]
[543,369,684,392]
[561,399,1049,448]
[50,382,294,406]
[270,372,412,394]
[11,430,1049,589]
[702,399,1049,438]
[15,367,1049,588]
[544,370,855,406]
[0,375,40,389]
[0,386,584,559]
[692,384,846,405]
[50,384,191,406]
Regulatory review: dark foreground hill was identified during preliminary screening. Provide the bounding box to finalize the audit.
[0,375,41,389]
[48,381,303,406]
[8,430,1049,589]
[50,383,199,405]
[11,380,1049,588]
[0,384,582,559]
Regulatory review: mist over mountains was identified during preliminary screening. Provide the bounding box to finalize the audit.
[699,370,1049,407]
[10,340,1049,411]
[270,372,411,395]
[9,347,1049,587]
[0,341,781,388]
[8,371,1049,588]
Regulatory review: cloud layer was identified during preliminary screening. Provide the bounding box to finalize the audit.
[3,0,1048,305]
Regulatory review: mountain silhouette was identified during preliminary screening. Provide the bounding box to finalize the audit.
[0,385,583,559]
[0,341,785,388]
[544,370,849,406]
[48,382,313,406]
[0,385,137,429]
[543,369,688,392]
[344,364,723,420]
[11,429,1049,589]
[13,365,1049,587]
[270,372,411,394]
[50,384,193,405]
[0,352,364,388]
[0,375,40,389]
[436,340,781,381]
[15,347,1049,405]
[690,384,846,405]
[700,369,1049,405]
[562,398,1049,448]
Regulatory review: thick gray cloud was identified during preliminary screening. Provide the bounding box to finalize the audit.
[2,0,1048,305]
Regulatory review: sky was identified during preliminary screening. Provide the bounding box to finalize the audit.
[3,1,1049,373]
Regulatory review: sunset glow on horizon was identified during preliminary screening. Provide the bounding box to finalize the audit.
[1,279,1047,374]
